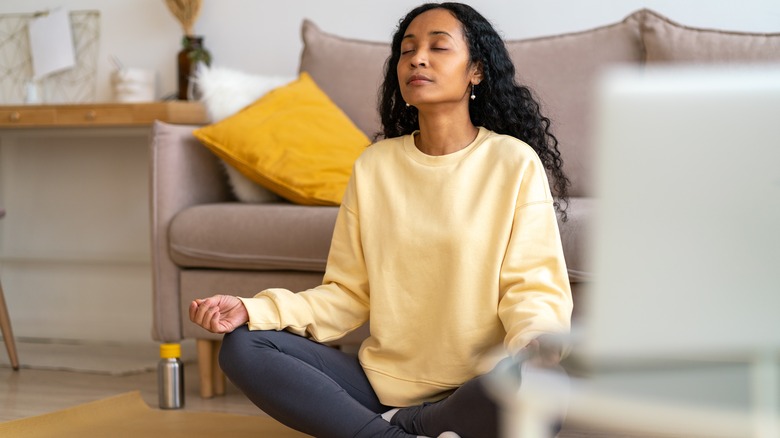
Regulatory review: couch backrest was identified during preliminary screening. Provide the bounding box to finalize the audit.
[299,9,780,197]
[299,20,389,140]
[502,16,643,197]
[639,9,780,65]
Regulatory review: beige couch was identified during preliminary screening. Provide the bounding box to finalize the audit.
[150,9,780,398]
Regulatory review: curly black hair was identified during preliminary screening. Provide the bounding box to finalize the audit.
[378,2,570,220]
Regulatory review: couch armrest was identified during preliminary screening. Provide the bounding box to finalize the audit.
[149,121,233,342]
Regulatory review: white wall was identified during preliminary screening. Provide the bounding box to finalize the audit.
[1,0,779,103]
[0,0,778,343]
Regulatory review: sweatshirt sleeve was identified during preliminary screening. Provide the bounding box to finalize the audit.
[497,155,573,355]
[238,176,370,343]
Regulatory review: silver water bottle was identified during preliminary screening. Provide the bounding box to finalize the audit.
[158,343,184,409]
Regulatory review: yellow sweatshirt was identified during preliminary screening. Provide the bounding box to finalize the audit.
[239,127,572,407]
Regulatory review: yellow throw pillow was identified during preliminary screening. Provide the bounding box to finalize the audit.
[193,72,370,206]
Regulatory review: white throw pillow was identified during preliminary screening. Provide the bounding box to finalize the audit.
[194,66,295,203]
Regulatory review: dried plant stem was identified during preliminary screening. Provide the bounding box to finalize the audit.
[165,0,202,36]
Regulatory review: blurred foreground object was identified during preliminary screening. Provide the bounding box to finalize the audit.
[573,65,780,437]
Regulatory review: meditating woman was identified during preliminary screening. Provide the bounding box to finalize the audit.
[189,3,572,437]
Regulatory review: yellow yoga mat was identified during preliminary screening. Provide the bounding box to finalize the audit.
[0,391,309,438]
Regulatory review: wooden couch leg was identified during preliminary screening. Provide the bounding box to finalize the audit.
[197,339,226,398]
[212,339,226,396]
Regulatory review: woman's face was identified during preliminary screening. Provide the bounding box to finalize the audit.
[397,8,481,110]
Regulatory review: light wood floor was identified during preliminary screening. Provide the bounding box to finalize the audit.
[0,354,655,437]
[0,360,261,422]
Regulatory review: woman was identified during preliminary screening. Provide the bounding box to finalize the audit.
[190,3,572,437]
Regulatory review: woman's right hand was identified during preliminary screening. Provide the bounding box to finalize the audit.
[189,294,249,334]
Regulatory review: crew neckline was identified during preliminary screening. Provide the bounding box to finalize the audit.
[403,127,489,166]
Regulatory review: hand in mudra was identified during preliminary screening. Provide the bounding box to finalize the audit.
[189,294,249,334]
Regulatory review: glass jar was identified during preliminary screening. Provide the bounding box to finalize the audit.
[177,35,212,100]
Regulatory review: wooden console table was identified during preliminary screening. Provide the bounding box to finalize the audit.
[0,101,207,128]
[0,101,207,343]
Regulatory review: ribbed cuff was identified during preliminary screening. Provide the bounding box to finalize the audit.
[236,295,280,331]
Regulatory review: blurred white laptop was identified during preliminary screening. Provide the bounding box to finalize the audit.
[579,64,780,363]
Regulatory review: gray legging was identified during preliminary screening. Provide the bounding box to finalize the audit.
[219,326,499,438]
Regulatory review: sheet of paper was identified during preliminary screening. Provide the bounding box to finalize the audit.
[28,8,76,80]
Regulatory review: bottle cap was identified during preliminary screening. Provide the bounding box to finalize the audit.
[160,343,181,359]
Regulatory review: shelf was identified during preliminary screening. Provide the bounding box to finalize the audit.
[0,254,151,266]
[0,101,208,128]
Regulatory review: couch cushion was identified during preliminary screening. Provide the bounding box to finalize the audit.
[504,14,644,197]
[299,20,390,139]
[640,9,780,64]
[193,72,370,206]
[169,199,591,284]
[169,203,339,271]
